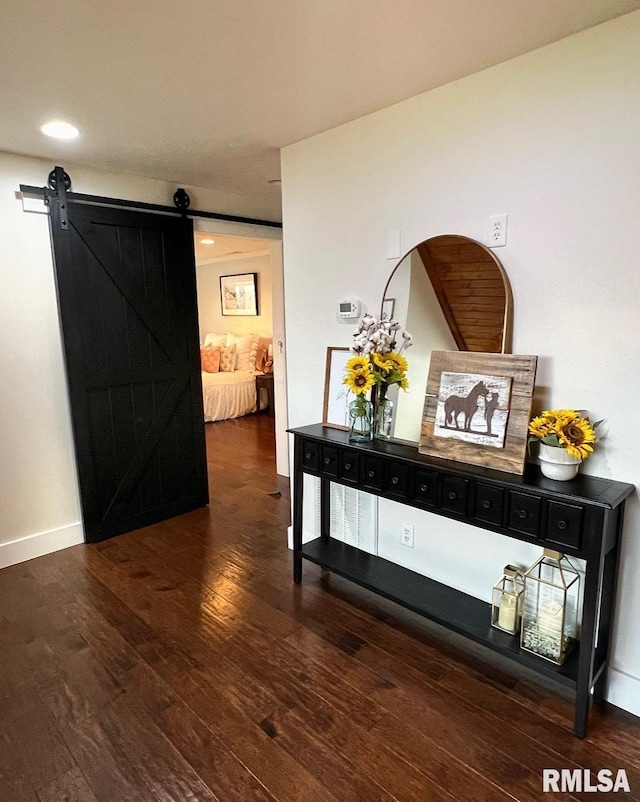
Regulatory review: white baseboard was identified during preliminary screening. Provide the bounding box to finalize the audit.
[606,667,640,718]
[0,522,84,569]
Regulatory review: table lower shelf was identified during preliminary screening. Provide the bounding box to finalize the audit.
[300,538,587,689]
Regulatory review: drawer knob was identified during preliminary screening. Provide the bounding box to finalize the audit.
[368,470,375,478]
[420,484,428,492]
[557,520,568,531]
[391,476,399,485]
[448,491,457,501]
[305,452,312,460]
[482,500,492,510]
[344,462,352,470]
[324,457,331,464]
[518,509,528,519]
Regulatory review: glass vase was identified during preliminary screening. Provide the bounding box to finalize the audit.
[348,396,373,443]
[374,385,394,440]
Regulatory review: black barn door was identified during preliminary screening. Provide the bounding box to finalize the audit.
[49,201,208,542]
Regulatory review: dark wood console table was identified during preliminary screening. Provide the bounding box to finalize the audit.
[289,423,634,737]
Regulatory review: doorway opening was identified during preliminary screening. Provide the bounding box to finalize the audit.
[193,225,288,479]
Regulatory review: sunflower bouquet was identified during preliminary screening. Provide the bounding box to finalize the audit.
[527,409,598,461]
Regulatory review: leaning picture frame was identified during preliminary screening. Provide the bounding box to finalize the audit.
[220,272,259,316]
[419,351,538,474]
[382,297,396,320]
[322,347,353,430]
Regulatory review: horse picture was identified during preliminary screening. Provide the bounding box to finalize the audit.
[435,371,512,448]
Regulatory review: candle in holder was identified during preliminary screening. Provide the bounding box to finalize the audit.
[537,599,563,637]
[491,564,524,635]
[498,593,518,633]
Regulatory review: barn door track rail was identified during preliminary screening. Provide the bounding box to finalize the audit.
[20,166,283,230]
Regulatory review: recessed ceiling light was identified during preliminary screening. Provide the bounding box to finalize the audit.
[200,238,215,245]
[40,120,80,140]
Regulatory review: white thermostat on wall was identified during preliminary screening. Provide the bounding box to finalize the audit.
[337,299,362,319]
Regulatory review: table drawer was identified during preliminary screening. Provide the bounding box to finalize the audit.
[413,469,438,508]
[320,446,339,477]
[339,451,360,483]
[474,483,504,527]
[546,501,583,551]
[507,491,541,537]
[441,476,469,516]
[301,440,319,472]
[363,456,385,491]
[385,461,410,499]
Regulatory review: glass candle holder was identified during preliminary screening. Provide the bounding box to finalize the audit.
[521,549,581,664]
[491,565,524,635]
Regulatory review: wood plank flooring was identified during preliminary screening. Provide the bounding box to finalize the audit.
[1,413,639,801]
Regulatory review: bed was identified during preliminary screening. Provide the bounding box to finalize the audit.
[201,369,257,422]
[200,332,271,423]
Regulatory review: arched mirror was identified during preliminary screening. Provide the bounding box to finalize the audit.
[381,234,513,443]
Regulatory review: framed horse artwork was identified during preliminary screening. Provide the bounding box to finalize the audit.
[419,351,537,474]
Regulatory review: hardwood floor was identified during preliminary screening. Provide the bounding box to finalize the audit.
[1,413,639,801]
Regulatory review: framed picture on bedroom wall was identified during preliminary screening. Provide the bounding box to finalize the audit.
[220,272,259,316]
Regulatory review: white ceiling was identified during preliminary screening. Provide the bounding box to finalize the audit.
[2,0,639,221]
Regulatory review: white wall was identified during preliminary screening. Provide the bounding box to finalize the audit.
[196,253,273,341]
[281,12,640,715]
[0,151,281,566]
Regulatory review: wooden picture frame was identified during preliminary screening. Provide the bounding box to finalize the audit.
[419,351,537,474]
[322,347,353,430]
[220,272,259,316]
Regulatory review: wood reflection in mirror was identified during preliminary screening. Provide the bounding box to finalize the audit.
[415,235,512,353]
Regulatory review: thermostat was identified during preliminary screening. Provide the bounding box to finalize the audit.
[337,299,361,319]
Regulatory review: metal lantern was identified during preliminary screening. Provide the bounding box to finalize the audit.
[491,564,524,635]
[521,548,581,665]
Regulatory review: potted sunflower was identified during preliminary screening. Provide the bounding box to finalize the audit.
[350,314,412,439]
[528,409,598,481]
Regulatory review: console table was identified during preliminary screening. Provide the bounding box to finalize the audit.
[289,424,634,737]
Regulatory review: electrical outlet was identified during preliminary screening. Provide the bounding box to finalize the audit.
[401,522,414,548]
[488,213,508,247]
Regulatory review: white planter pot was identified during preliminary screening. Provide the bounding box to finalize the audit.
[538,443,581,481]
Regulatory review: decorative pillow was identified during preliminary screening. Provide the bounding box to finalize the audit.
[226,332,259,372]
[220,343,237,372]
[200,345,221,373]
[204,332,226,347]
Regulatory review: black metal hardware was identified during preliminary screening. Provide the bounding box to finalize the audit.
[47,167,71,192]
[49,166,71,230]
[483,500,492,509]
[518,509,528,519]
[448,491,457,500]
[558,520,568,530]
[173,188,191,210]
[392,477,399,484]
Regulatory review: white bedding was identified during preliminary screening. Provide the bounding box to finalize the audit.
[201,370,256,422]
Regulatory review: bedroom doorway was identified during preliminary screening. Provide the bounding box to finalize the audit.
[194,224,288,477]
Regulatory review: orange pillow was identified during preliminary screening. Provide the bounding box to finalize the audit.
[200,345,221,373]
